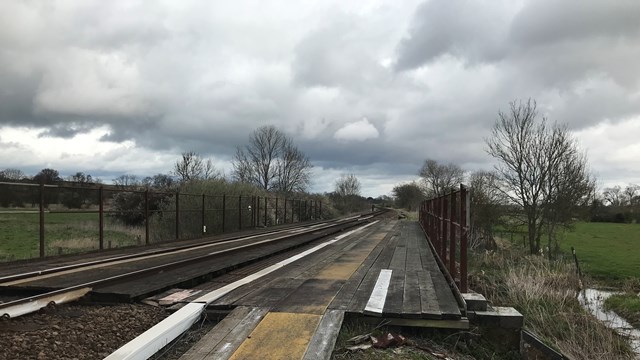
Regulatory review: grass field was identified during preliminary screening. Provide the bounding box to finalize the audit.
[559,222,640,280]
[0,211,143,261]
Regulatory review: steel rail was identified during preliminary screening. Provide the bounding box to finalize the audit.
[0,216,359,285]
[0,211,385,318]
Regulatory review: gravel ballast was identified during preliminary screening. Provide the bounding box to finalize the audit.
[0,304,168,360]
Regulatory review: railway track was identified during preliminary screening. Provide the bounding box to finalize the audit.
[0,211,385,319]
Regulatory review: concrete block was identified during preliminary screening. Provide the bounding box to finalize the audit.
[462,292,487,311]
[471,306,523,329]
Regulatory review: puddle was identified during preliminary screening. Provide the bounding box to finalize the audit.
[578,288,640,355]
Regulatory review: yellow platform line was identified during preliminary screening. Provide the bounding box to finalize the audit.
[229,312,321,360]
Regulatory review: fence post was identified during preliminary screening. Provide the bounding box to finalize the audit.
[264,196,269,227]
[319,201,322,219]
[284,198,288,224]
[254,196,258,227]
[238,195,242,230]
[99,186,104,250]
[144,190,150,244]
[222,194,226,233]
[275,197,279,224]
[202,194,206,235]
[175,191,180,240]
[39,182,45,258]
[460,184,468,293]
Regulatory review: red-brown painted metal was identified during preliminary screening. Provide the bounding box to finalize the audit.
[419,184,470,293]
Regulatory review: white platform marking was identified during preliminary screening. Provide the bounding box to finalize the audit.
[363,269,393,316]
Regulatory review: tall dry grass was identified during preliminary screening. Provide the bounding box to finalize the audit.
[470,247,634,360]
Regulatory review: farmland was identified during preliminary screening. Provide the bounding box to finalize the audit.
[0,210,142,261]
[559,222,640,281]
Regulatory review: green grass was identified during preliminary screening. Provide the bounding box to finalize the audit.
[604,293,640,328]
[0,212,143,261]
[559,222,640,280]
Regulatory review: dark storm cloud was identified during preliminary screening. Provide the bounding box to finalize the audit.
[395,0,640,130]
[1,0,640,193]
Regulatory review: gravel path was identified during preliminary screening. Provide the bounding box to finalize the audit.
[0,304,168,360]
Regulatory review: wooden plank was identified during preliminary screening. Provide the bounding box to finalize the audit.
[328,233,388,310]
[206,307,270,359]
[347,231,400,313]
[382,268,405,317]
[417,268,442,319]
[273,279,345,315]
[430,268,461,318]
[179,306,261,360]
[363,269,392,316]
[237,277,307,308]
[388,246,407,270]
[356,316,470,330]
[414,221,462,319]
[302,310,345,360]
[401,270,422,318]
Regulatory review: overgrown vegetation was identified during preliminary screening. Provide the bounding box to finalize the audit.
[470,243,634,360]
[331,318,516,360]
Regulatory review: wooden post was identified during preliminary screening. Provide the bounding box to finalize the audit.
[238,195,242,230]
[254,196,259,227]
[144,190,149,244]
[202,194,206,235]
[222,194,226,233]
[175,191,180,240]
[99,187,104,250]
[264,197,268,226]
[39,182,45,258]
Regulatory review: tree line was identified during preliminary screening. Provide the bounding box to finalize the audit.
[1,125,375,226]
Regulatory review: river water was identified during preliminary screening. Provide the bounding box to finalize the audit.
[578,288,640,356]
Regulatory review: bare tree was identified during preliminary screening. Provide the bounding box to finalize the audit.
[603,185,624,206]
[0,168,26,181]
[174,151,219,183]
[335,174,361,197]
[233,126,312,193]
[275,141,311,193]
[113,175,140,188]
[624,184,639,206]
[419,159,464,198]
[469,171,504,250]
[486,99,594,255]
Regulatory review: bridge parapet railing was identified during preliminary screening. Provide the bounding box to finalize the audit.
[418,184,470,292]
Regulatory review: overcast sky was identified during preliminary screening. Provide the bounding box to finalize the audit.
[1,0,640,197]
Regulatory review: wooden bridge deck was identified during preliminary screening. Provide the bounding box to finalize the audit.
[180,219,465,360]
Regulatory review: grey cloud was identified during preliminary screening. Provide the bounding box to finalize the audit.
[1,0,639,195]
[509,0,640,45]
[395,0,510,70]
